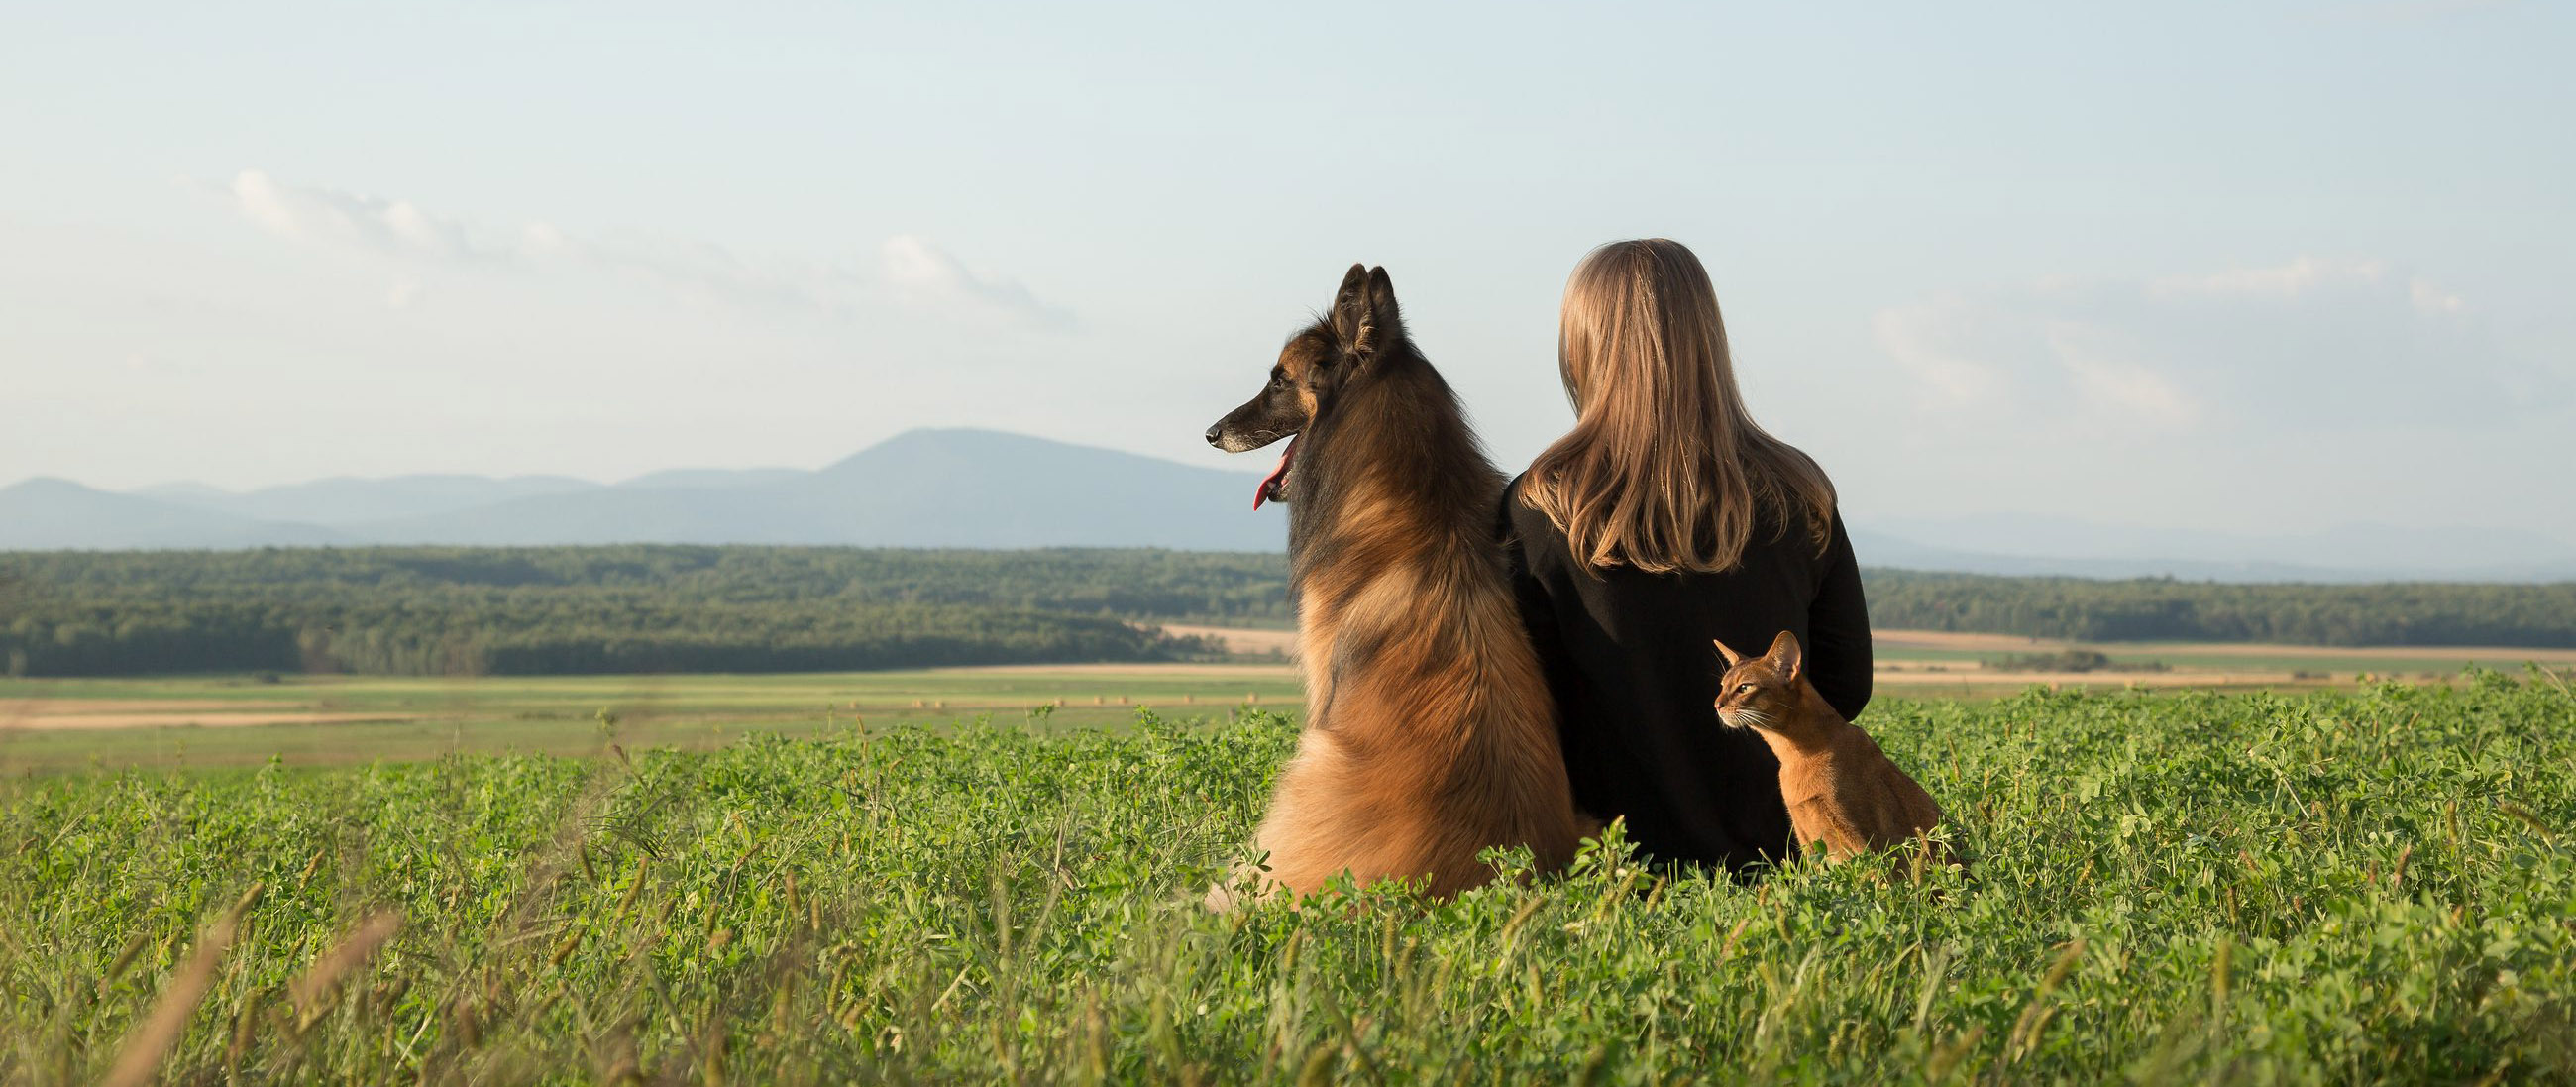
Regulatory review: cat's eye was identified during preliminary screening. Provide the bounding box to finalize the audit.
[1735,684,1753,695]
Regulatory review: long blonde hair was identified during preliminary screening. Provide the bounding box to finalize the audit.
[1519,239,1836,574]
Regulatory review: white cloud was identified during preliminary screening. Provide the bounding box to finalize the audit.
[229,169,502,263]
[2147,256,2386,300]
[1869,300,2007,407]
[2046,324,2201,428]
[217,169,1067,327]
[881,235,1071,328]
[519,221,570,256]
[1873,257,2549,435]
[2409,277,2465,314]
[2327,0,2516,21]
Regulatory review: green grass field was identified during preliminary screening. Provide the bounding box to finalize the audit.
[5,673,2573,1082]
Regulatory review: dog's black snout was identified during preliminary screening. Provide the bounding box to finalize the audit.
[1204,422,1224,447]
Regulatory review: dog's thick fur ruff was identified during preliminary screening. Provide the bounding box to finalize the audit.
[1205,265,1586,904]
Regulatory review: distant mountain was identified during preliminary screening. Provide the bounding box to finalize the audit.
[615,468,808,490]
[7,430,2572,580]
[130,481,233,501]
[792,429,1275,549]
[4,430,1282,552]
[149,474,600,524]
[347,429,1279,549]
[0,478,351,550]
[346,486,816,546]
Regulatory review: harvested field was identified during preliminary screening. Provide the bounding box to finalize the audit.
[2,707,422,731]
[1873,629,2062,652]
[1888,669,2301,688]
[949,660,1300,678]
[1873,627,2576,663]
[2109,639,2576,664]
[0,667,1308,767]
[1157,623,1300,657]
[1,699,300,714]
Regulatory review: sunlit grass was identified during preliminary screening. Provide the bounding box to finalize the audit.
[4,675,2572,1082]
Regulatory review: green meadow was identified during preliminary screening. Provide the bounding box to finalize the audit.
[5,675,2574,1082]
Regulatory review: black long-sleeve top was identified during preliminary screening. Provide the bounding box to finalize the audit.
[1500,477,1873,873]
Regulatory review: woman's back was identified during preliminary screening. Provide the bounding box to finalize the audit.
[1502,485,1870,871]
[1504,237,1872,873]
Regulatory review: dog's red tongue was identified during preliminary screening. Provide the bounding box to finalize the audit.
[1252,437,1296,510]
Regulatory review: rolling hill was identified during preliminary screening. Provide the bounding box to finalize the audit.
[2,429,1282,552]
[7,429,2572,581]
[0,478,352,550]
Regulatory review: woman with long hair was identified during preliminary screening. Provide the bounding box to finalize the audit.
[1505,238,1872,873]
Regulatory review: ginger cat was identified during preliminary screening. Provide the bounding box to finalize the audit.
[1714,631,1955,869]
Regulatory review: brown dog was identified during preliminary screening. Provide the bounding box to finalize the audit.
[1714,631,1952,867]
[1202,264,1587,904]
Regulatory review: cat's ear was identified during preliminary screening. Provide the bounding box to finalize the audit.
[1765,630,1803,679]
[1713,638,1745,668]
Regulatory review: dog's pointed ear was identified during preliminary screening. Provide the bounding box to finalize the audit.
[1330,264,1372,353]
[1765,630,1803,679]
[1330,264,1403,359]
[1713,638,1744,669]
[1365,266,1401,337]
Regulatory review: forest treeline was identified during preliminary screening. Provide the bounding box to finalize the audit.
[1863,570,2576,647]
[1,546,2569,676]
[0,547,1245,677]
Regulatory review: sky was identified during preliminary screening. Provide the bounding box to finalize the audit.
[3,1,2571,543]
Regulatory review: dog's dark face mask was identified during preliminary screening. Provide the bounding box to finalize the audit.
[1204,264,1399,509]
